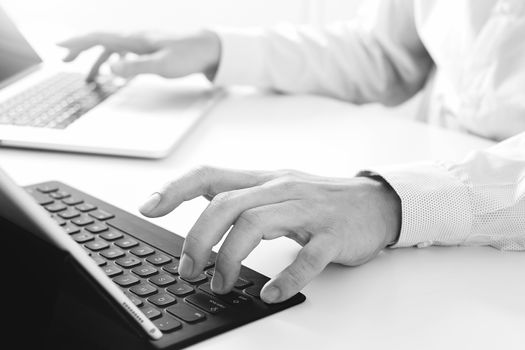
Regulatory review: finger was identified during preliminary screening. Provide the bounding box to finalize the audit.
[139,166,272,218]
[179,183,303,279]
[86,50,113,82]
[110,54,162,78]
[261,234,338,303]
[211,202,304,294]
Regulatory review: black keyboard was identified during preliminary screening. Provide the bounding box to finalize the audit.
[0,72,122,129]
[25,181,305,349]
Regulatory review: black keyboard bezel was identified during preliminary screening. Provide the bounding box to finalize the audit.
[26,180,306,349]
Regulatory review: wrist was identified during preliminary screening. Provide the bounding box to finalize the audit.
[360,174,402,248]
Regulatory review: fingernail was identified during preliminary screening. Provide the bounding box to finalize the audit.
[261,285,281,303]
[211,270,224,292]
[179,253,194,277]
[139,193,161,214]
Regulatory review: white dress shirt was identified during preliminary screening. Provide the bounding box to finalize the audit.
[213,0,525,250]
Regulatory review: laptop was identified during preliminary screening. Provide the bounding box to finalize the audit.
[0,166,306,349]
[0,5,223,159]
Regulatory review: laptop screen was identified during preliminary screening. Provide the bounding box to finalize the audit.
[0,6,42,84]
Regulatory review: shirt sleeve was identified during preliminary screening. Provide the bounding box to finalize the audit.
[363,132,525,251]
[213,0,433,106]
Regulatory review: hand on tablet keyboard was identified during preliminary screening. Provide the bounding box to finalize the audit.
[58,30,221,82]
[139,166,401,304]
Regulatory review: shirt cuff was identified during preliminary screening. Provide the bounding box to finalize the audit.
[359,162,473,248]
[213,28,268,87]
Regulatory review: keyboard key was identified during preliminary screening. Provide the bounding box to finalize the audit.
[85,223,109,233]
[132,265,158,277]
[167,283,194,297]
[37,184,58,193]
[153,315,182,333]
[234,277,253,289]
[76,203,97,212]
[51,214,67,226]
[115,237,139,249]
[149,273,176,287]
[113,274,140,287]
[181,273,208,285]
[186,292,228,314]
[199,283,251,306]
[141,306,161,320]
[100,248,125,259]
[148,293,176,307]
[31,192,54,205]
[166,303,206,324]
[90,254,106,266]
[58,208,80,220]
[45,202,67,213]
[126,293,143,307]
[63,197,83,205]
[72,215,94,226]
[71,232,95,243]
[162,262,179,275]
[244,285,263,298]
[146,254,172,266]
[63,223,80,235]
[99,229,123,241]
[50,190,70,199]
[116,256,142,268]
[102,264,123,277]
[130,283,158,297]
[89,209,114,221]
[85,239,110,251]
[130,246,155,257]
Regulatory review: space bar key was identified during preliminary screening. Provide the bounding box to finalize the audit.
[106,218,183,258]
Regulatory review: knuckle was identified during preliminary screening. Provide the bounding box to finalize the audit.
[216,244,238,265]
[237,208,263,228]
[209,191,234,209]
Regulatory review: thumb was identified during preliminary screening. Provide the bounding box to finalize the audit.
[110,55,160,78]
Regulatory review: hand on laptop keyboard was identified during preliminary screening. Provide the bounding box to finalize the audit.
[139,166,402,304]
[58,30,221,82]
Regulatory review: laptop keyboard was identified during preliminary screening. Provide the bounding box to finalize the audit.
[0,72,121,129]
[26,181,305,346]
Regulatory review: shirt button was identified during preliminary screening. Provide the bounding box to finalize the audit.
[416,241,433,248]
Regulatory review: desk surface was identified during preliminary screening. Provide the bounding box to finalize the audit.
[1,87,523,349]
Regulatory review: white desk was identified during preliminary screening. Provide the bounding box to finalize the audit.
[1,89,523,349]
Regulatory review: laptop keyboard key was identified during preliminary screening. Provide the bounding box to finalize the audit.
[130,283,158,297]
[148,293,176,307]
[244,285,263,298]
[132,265,158,277]
[85,239,110,251]
[115,237,139,249]
[162,262,179,275]
[89,209,114,221]
[113,274,140,287]
[116,256,142,268]
[99,229,123,241]
[63,223,80,235]
[146,253,172,266]
[63,197,83,205]
[76,203,97,212]
[100,248,125,259]
[37,184,58,193]
[31,192,54,206]
[72,232,95,243]
[149,273,176,287]
[141,306,161,320]
[90,254,106,266]
[167,283,194,297]
[186,293,228,314]
[130,246,155,257]
[199,283,251,305]
[127,293,143,307]
[102,264,123,277]
[166,303,206,323]
[72,215,94,226]
[181,273,208,285]
[58,208,80,220]
[234,277,253,289]
[45,202,67,213]
[153,315,182,333]
[51,214,67,226]
[85,223,109,233]
[50,190,70,199]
